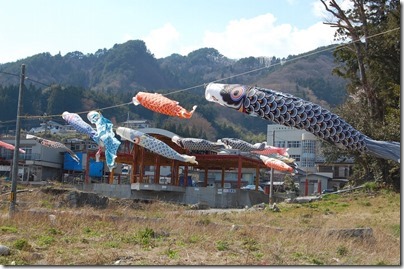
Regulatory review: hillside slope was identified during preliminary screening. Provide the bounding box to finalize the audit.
[0,41,347,140]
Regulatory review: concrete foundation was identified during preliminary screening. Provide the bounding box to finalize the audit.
[79,183,270,208]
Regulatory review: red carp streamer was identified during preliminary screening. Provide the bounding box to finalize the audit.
[0,141,25,153]
[133,92,197,119]
[259,155,294,173]
[252,145,289,156]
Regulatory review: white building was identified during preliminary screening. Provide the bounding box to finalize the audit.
[266,124,321,174]
[266,124,353,195]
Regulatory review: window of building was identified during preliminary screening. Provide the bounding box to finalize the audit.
[71,144,81,151]
[300,140,316,168]
[300,159,315,167]
[21,148,32,160]
[290,155,300,162]
[287,141,301,148]
[301,140,316,153]
[275,141,286,148]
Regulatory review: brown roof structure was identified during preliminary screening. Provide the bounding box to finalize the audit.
[84,129,268,189]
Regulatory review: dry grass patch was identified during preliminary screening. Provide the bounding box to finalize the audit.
[0,184,400,265]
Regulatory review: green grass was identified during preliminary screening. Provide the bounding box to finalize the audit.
[216,240,229,251]
[37,235,55,246]
[390,224,400,237]
[165,248,179,259]
[0,226,18,233]
[13,238,31,251]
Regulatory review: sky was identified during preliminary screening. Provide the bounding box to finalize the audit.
[0,0,340,64]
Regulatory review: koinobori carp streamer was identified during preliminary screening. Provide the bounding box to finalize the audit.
[205,83,400,163]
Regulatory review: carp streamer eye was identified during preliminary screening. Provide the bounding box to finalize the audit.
[230,86,245,102]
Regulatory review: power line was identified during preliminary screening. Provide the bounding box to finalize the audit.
[149,27,401,97]
[0,70,54,87]
[19,101,133,120]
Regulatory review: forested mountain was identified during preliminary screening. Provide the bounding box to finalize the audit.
[0,40,347,142]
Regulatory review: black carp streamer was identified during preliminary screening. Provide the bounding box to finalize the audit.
[205,83,400,163]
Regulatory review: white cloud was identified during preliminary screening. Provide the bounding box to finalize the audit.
[312,0,354,22]
[142,23,180,58]
[312,1,329,19]
[289,22,337,54]
[122,33,134,42]
[202,13,336,59]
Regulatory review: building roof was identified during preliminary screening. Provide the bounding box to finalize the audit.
[102,128,270,171]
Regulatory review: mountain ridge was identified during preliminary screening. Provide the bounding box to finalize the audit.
[0,40,347,142]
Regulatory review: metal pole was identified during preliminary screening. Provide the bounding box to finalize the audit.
[269,130,275,204]
[9,64,25,215]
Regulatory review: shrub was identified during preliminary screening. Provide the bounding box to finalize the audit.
[13,239,31,251]
[216,240,229,251]
[337,245,348,256]
[363,182,378,192]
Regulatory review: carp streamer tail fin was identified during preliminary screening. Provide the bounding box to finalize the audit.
[180,105,197,118]
[364,138,400,163]
[181,154,198,165]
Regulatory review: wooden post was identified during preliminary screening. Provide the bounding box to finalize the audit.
[204,168,208,187]
[169,161,174,185]
[84,151,90,184]
[221,167,225,188]
[255,167,260,191]
[108,169,114,184]
[154,155,160,184]
[10,64,25,215]
[174,162,179,186]
[184,165,188,187]
[237,156,242,189]
[138,147,144,183]
[305,178,309,196]
[131,144,137,184]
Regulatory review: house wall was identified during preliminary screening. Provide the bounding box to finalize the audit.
[1,138,64,181]
[298,174,331,195]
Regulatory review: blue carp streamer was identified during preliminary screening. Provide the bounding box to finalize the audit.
[219,137,266,152]
[205,83,400,163]
[116,127,198,164]
[87,111,121,171]
[62,111,98,143]
[171,135,226,152]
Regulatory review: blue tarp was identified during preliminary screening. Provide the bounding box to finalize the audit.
[89,161,103,177]
[64,152,83,171]
[63,152,104,177]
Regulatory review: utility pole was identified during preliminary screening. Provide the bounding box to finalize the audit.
[9,64,25,216]
[269,130,275,204]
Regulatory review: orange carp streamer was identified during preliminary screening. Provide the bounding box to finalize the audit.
[133,92,197,119]
[259,155,294,173]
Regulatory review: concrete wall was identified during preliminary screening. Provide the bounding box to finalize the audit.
[79,183,269,208]
[82,183,132,199]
